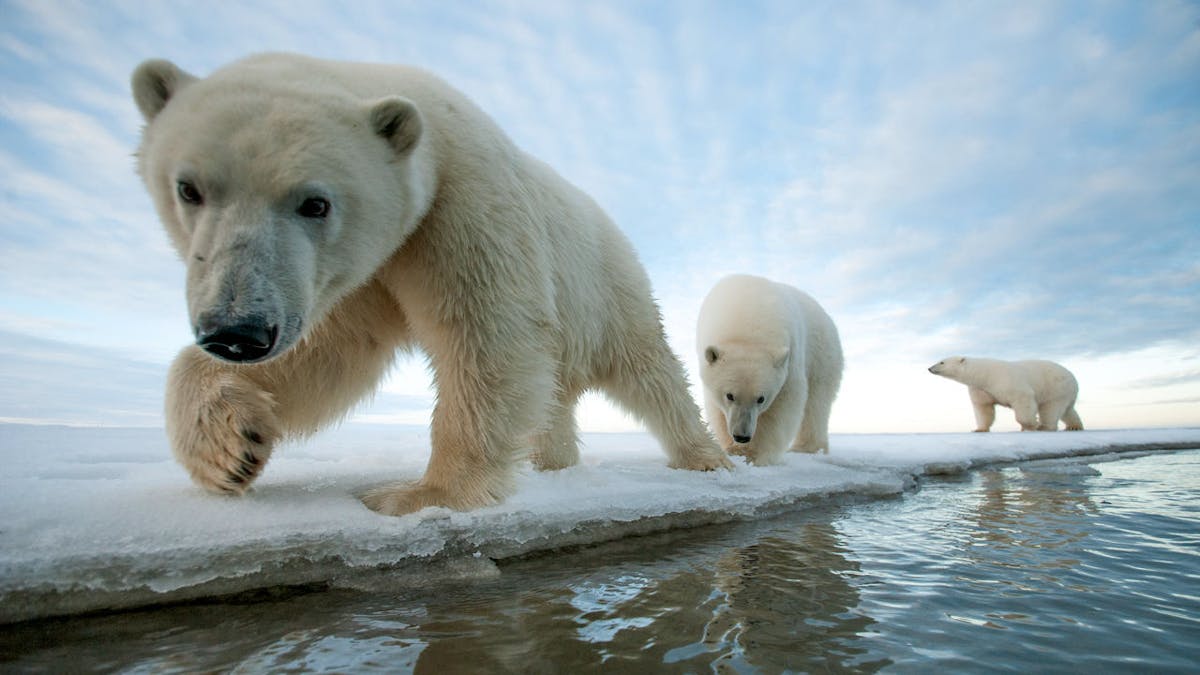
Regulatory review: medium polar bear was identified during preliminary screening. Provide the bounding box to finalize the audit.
[131,53,731,515]
[697,274,844,464]
[928,357,1084,432]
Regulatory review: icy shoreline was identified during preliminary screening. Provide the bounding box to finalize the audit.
[2,424,1197,624]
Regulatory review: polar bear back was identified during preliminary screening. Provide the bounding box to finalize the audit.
[697,274,793,351]
[697,274,840,374]
[959,358,1079,401]
[1009,359,1079,398]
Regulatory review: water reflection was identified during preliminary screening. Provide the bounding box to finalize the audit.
[949,466,1103,636]
[701,525,884,672]
[840,454,1200,672]
[972,465,1099,554]
[403,518,882,672]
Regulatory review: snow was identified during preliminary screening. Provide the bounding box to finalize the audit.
[1,423,1197,624]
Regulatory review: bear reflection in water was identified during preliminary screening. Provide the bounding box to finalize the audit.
[399,519,882,673]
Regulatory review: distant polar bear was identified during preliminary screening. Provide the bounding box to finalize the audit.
[697,274,844,464]
[131,53,732,516]
[928,356,1084,432]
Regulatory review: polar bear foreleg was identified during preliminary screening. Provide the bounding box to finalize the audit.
[363,340,558,515]
[165,345,282,495]
[166,281,406,495]
[745,405,798,465]
[971,403,996,432]
[704,394,736,452]
[968,387,995,432]
[364,392,519,514]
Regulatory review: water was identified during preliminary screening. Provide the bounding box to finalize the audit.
[3,450,1198,673]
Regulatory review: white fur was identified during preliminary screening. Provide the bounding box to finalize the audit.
[928,356,1084,432]
[133,53,731,515]
[697,274,844,464]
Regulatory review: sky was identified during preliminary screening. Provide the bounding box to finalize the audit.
[0,0,1197,434]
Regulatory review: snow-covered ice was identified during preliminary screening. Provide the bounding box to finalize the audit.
[1,423,1196,623]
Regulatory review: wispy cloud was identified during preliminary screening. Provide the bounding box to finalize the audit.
[1128,368,1200,391]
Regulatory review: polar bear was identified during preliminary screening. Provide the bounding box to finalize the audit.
[928,356,1084,432]
[131,53,731,515]
[697,274,844,464]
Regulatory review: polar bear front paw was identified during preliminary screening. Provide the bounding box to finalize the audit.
[361,481,498,516]
[669,441,736,471]
[725,443,752,458]
[166,358,280,495]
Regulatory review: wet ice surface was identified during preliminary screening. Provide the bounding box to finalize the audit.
[0,423,1197,624]
[3,448,1198,673]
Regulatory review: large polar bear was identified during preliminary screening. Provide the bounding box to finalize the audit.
[928,357,1084,432]
[697,274,844,464]
[131,53,732,515]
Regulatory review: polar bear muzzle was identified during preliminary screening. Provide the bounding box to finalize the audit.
[196,316,278,363]
[726,404,759,444]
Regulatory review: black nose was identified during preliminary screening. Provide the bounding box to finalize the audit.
[197,322,277,362]
[733,435,751,444]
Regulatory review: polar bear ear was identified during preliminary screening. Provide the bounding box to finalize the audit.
[772,347,790,369]
[131,59,197,122]
[369,97,423,155]
[704,346,722,365]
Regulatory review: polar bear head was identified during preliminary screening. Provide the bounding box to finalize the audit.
[132,56,435,363]
[928,356,968,381]
[702,344,789,444]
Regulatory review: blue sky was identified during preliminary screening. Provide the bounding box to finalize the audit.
[1,0,1197,433]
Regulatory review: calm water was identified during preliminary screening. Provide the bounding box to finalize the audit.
[3,450,1198,673]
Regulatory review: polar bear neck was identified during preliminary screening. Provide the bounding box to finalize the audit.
[953,358,1004,387]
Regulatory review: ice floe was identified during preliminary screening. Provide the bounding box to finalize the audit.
[1,423,1196,623]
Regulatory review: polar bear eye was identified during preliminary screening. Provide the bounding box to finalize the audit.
[725,393,734,402]
[297,197,330,219]
[756,396,765,404]
[176,180,203,205]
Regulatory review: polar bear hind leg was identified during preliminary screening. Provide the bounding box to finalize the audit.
[1062,405,1084,431]
[792,384,830,454]
[1010,393,1040,431]
[601,340,733,471]
[1037,399,1070,431]
[530,388,583,471]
